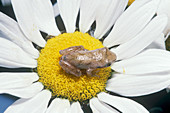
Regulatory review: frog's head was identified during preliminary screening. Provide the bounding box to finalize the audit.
[105,47,117,65]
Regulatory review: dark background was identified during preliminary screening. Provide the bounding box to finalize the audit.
[0,0,170,113]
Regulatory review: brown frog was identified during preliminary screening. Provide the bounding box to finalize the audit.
[59,46,116,77]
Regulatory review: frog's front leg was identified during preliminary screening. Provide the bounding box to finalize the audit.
[59,60,82,77]
[86,69,93,76]
[59,45,87,55]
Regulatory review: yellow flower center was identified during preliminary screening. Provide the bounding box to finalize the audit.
[128,0,135,5]
[37,31,111,102]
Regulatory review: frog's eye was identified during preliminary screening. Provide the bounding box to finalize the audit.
[105,63,111,67]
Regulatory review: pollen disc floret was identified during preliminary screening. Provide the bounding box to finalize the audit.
[37,31,111,101]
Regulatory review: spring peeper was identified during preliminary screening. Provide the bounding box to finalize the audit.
[59,46,116,77]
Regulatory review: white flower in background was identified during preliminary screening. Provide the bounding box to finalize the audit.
[157,0,170,38]
[0,0,170,113]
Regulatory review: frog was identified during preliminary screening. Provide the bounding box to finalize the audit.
[59,45,117,77]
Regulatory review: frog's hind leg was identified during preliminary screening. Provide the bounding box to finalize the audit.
[59,45,87,55]
[59,60,82,77]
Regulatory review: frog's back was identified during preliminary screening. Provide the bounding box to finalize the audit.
[66,47,109,69]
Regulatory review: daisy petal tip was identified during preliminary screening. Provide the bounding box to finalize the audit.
[31,72,39,81]
[35,82,44,89]
[39,41,46,48]
[70,101,83,113]
[42,89,52,97]
[97,92,107,98]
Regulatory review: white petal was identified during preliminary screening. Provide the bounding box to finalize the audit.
[0,73,38,90]
[11,0,46,47]
[145,33,166,50]
[69,102,84,113]
[46,98,70,113]
[0,12,39,58]
[53,3,60,17]
[94,0,128,39]
[157,0,170,35]
[58,0,80,33]
[112,49,170,74]
[0,38,37,68]
[103,0,160,47]
[0,82,43,98]
[5,90,51,113]
[79,0,97,33]
[90,97,119,113]
[111,15,167,60]
[106,74,170,97]
[98,92,149,113]
[128,0,151,9]
[32,0,60,36]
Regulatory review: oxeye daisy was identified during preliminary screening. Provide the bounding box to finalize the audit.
[1,0,170,113]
